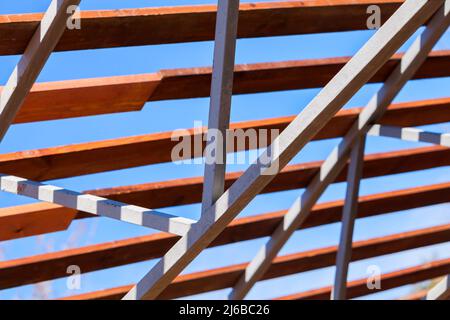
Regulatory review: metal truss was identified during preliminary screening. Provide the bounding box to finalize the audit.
[1,0,448,301]
[230,0,450,300]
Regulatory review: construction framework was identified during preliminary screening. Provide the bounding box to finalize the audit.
[0,0,449,300]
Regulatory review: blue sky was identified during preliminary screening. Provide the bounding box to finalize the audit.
[0,0,449,300]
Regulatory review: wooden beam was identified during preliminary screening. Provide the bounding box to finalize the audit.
[7,51,450,124]
[0,1,405,56]
[201,0,239,215]
[2,98,449,182]
[275,258,450,300]
[0,0,81,140]
[230,2,450,299]
[368,124,450,147]
[0,174,195,236]
[60,224,450,300]
[123,1,442,299]
[1,146,447,242]
[331,136,366,300]
[1,182,448,289]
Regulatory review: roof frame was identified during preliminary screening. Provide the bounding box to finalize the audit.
[2,0,448,301]
[121,0,443,300]
[230,0,450,299]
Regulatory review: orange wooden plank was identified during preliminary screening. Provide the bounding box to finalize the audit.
[1,182,448,290]
[0,1,404,55]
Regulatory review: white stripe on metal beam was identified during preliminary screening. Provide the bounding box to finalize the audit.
[0,175,195,236]
[368,124,450,147]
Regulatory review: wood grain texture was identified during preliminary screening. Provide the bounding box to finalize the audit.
[59,223,450,300]
[0,1,404,55]
[1,182,448,290]
[275,258,450,300]
[2,98,449,181]
[8,51,450,123]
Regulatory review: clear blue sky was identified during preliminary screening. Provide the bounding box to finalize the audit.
[0,0,449,300]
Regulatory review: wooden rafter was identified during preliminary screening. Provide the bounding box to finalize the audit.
[7,51,450,124]
[1,145,447,242]
[0,1,406,56]
[230,1,450,299]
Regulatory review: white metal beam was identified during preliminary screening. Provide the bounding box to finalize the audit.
[0,174,195,236]
[202,0,240,217]
[123,0,442,300]
[331,135,366,300]
[427,275,450,300]
[368,124,450,147]
[229,1,449,300]
[0,0,81,141]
